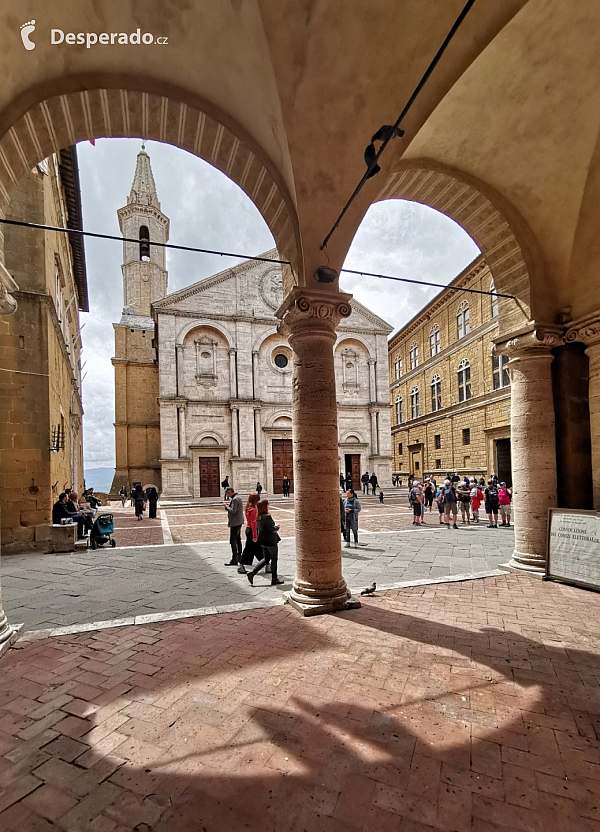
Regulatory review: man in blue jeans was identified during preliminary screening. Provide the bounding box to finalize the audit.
[52,492,93,540]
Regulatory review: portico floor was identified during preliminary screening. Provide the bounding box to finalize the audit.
[0,573,599,831]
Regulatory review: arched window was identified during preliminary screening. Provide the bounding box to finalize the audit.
[490,282,499,318]
[394,356,403,380]
[429,324,441,357]
[457,358,472,402]
[395,395,403,425]
[493,353,510,389]
[409,341,419,370]
[139,225,150,261]
[410,385,420,419]
[431,374,442,412]
[457,301,470,339]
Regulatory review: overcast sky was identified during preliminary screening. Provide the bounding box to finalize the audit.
[77,138,479,471]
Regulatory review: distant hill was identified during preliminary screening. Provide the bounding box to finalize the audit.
[84,467,115,493]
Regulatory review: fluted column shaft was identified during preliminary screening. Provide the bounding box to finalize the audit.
[278,287,354,615]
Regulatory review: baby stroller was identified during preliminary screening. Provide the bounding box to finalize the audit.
[89,514,116,549]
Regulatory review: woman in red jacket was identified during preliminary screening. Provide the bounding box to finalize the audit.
[238,492,261,574]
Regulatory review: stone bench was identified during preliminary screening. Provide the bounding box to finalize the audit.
[47,524,88,554]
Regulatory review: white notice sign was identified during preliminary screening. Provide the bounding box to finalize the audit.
[547,509,600,590]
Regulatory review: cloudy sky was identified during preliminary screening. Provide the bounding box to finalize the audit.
[77,139,479,471]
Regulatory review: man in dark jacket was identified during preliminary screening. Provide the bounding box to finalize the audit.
[369,473,378,495]
[52,492,92,539]
[224,487,244,565]
[361,472,370,495]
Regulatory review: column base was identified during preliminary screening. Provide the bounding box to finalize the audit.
[288,578,360,616]
[503,551,546,576]
[0,618,23,659]
[288,593,361,617]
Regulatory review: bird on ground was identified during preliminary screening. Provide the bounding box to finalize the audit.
[360,582,376,596]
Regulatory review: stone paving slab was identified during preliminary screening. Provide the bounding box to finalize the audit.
[1,573,600,831]
[2,525,515,632]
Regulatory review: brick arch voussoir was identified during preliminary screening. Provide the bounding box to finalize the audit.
[376,166,534,334]
[0,88,299,281]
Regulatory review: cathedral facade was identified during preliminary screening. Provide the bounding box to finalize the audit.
[111,149,392,499]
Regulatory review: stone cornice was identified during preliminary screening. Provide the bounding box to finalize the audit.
[565,312,600,347]
[390,387,511,433]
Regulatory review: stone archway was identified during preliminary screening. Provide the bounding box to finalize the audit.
[0,85,300,308]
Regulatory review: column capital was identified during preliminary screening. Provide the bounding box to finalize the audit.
[495,323,564,359]
[229,347,237,356]
[367,358,377,366]
[276,287,352,338]
[565,312,600,349]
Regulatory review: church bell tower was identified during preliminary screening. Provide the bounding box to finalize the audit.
[110,146,168,496]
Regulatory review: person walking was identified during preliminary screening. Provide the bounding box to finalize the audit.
[409,481,424,525]
[361,472,370,495]
[343,489,363,547]
[247,499,284,585]
[221,475,230,497]
[485,479,500,528]
[256,481,263,498]
[238,492,262,574]
[339,473,345,490]
[282,475,290,498]
[133,483,146,521]
[119,486,127,507]
[442,479,459,529]
[146,486,159,519]
[369,472,378,496]
[345,471,353,491]
[379,489,384,504]
[223,486,244,565]
[498,482,512,526]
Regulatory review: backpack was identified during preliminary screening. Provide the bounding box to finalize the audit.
[221,479,228,488]
[443,485,456,504]
[410,487,420,504]
[486,486,499,503]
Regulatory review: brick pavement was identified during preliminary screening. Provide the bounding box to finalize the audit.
[2,525,514,632]
[1,573,600,830]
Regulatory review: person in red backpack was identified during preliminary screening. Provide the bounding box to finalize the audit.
[469,478,483,523]
[498,482,512,526]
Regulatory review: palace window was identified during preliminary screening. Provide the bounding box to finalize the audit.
[395,395,403,425]
[429,325,441,357]
[398,443,403,455]
[490,283,499,318]
[458,358,472,402]
[409,341,419,370]
[434,434,441,449]
[462,428,471,446]
[435,459,441,469]
[394,356,403,380]
[410,386,420,419]
[139,225,150,261]
[493,353,510,389]
[457,301,470,339]
[431,374,442,412]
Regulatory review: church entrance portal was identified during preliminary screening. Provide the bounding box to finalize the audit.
[199,457,220,498]
[272,439,293,495]
[344,454,361,492]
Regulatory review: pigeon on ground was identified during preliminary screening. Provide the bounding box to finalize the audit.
[360,582,376,596]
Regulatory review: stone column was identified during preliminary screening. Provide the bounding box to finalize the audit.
[252,351,260,400]
[175,345,184,397]
[254,407,262,457]
[566,315,600,509]
[178,405,187,458]
[278,287,357,615]
[0,259,20,657]
[229,349,237,398]
[231,405,239,457]
[370,408,378,455]
[499,328,561,571]
[367,358,376,403]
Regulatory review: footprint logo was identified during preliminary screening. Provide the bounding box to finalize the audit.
[20,20,36,51]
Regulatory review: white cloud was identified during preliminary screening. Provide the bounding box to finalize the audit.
[77,140,479,468]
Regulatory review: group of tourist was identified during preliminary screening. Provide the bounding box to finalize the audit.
[119,484,159,520]
[52,488,101,540]
[223,487,285,586]
[408,474,512,529]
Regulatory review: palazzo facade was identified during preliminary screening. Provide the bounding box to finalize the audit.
[111,149,393,499]
[389,257,512,484]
